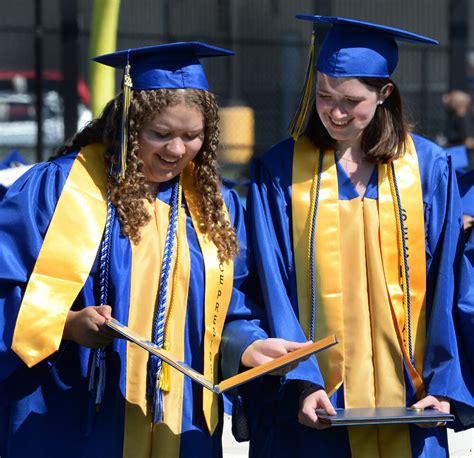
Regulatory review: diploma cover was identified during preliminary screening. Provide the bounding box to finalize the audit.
[106,318,337,394]
[316,407,454,426]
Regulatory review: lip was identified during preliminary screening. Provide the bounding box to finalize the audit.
[327,116,352,129]
[156,153,180,169]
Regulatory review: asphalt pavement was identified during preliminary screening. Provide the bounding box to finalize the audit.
[222,415,474,457]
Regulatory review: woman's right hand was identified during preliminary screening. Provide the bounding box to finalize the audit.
[298,388,336,430]
[240,338,313,368]
[63,305,116,348]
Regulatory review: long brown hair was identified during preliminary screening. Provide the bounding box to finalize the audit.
[304,77,409,162]
[54,89,238,262]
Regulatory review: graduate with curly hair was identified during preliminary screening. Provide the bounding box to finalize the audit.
[0,42,297,458]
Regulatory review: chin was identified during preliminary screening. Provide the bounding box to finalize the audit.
[326,128,360,143]
[326,130,349,142]
[155,172,179,183]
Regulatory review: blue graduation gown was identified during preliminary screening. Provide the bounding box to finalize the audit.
[225,134,474,457]
[0,151,266,458]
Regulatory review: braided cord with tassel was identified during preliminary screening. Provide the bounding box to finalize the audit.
[388,162,414,365]
[87,190,115,435]
[307,150,324,341]
[148,177,181,423]
[159,175,183,393]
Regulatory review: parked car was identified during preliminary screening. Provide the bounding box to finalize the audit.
[0,70,92,158]
[0,91,91,148]
[0,70,90,105]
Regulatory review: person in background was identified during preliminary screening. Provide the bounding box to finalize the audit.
[442,89,474,167]
[458,168,474,238]
[0,150,31,200]
[455,168,474,430]
[223,15,474,457]
[0,42,303,458]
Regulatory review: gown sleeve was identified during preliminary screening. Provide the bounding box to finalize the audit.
[0,161,68,382]
[457,205,474,370]
[417,147,474,428]
[241,150,324,387]
[220,188,268,381]
[452,227,474,428]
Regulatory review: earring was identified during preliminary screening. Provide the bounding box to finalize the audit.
[377,100,384,105]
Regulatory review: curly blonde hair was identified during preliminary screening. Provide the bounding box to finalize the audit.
[54,89,239,262]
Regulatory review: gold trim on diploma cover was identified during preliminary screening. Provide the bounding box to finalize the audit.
[106,318,337,394]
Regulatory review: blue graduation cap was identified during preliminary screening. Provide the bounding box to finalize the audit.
[297,15,437,78]
[289,15,438,138]
[93,42,234,179]
[93,41,234,91]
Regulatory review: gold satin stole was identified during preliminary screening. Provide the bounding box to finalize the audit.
[123,197,190,458]
[340,197,411,458]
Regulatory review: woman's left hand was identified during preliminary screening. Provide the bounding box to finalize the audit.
[240,338,313,374]
[411,395,451,428]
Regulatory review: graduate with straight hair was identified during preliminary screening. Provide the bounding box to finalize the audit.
[223,15,474,457]
[0,42,304,458]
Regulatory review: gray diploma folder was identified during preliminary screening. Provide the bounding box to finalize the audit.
[316,407,454,426]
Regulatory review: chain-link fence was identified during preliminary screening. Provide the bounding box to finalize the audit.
[0,0,471,171]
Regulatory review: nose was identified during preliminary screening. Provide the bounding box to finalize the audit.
[166,137,185,156]
[330,103,347,119]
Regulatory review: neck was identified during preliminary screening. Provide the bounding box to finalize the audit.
[147,182,160,196]
[336,147,366,165]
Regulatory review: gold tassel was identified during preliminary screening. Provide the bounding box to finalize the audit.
[288,30,316,141]
[159,342,171,392]
[118,62,133,180]
[159,175,183,393]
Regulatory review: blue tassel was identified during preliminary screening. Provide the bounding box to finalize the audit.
[88,348,106,408]
[148,354,159,396]
[95,350,107,405]
[86,349,102,436]
[88,349,97,392]
[152,369,165,424]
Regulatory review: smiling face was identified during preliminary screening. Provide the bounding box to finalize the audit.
[315,72,380,149]
[138,101,205,183]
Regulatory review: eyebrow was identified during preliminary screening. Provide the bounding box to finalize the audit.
[149,124,204,132]
[187,127,205,134]
[316,90,365,99]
